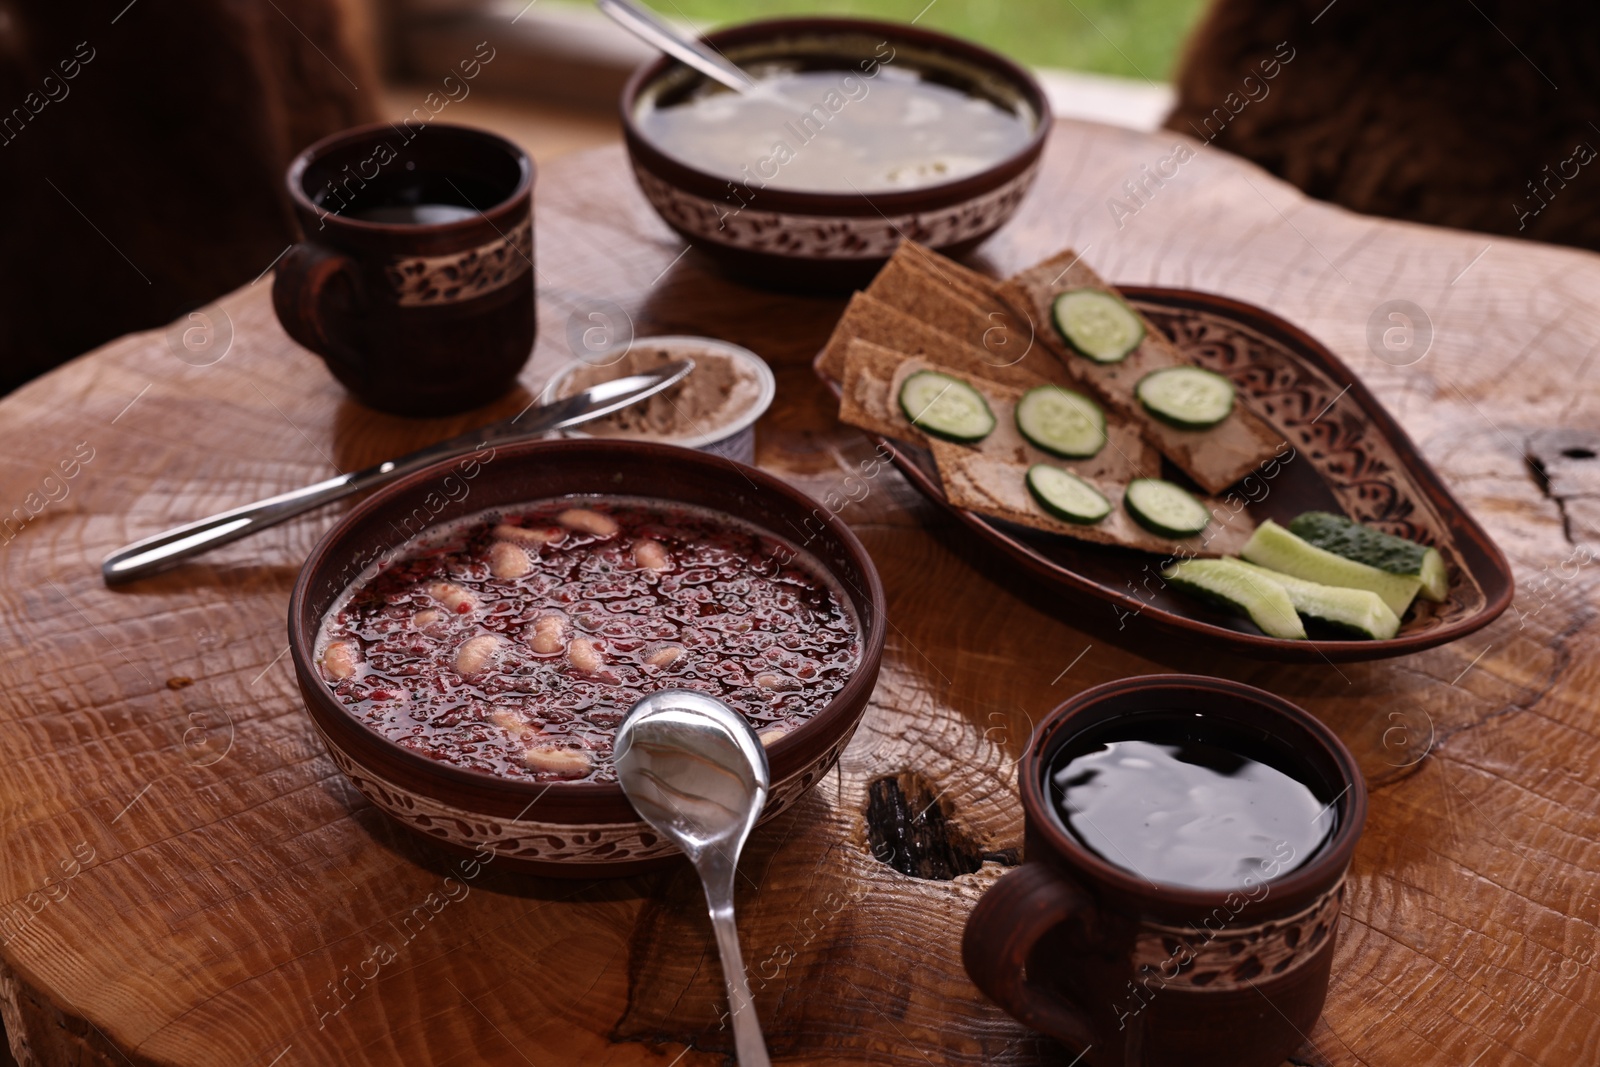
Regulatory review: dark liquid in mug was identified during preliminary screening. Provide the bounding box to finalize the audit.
[1047,714,1335,890]
[349,203,479,225]
[318,172,507,226]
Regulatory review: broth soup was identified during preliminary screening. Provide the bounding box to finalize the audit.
[316,496,860,783]
[633,36,1038,195]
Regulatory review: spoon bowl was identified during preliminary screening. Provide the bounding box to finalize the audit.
[616,702,767,852]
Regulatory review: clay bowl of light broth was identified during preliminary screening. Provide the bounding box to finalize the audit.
[622,18,1051,291]
[287,438,886,878]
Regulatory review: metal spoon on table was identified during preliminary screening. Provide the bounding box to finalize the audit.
[100,360,694,586]
[596,0,757,94]
[615,691,772,1067]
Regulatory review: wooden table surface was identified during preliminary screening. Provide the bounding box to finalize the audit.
[3,118,1599,1067]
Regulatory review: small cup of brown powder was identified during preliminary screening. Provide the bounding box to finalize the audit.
[542,337,775,463]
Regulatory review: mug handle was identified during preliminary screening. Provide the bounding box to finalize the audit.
[271,240,365,375]
[962,861,1100,1050]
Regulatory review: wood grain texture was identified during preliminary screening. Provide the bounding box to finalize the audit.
[0,117,1597,1066]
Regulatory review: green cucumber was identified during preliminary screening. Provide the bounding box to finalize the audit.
[1231,560,1401,640]
[898,370,995,443]
[1135,366,1236,430]
[1287,511,1448,602]
[1124,479,1211,538]
[1015,385,1107,458]
[1026,464,1113,525]
[1052,289,1145,364]
[1240,520,1422,617]
[1161,559,1306,640]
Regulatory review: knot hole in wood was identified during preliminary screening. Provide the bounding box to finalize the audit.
[864,771,1019,880]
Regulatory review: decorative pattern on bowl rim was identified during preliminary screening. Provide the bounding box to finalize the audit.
[632,163,1040,259]
[319,723,859,867]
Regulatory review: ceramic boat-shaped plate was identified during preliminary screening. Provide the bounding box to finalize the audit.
[815,286,1514,662]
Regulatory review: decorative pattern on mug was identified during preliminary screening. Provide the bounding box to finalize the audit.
[632,163,1039,259]
[1131,883,1344,991]
[385,218,533,307]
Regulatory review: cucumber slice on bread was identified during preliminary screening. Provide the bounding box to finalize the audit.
[1287,511,1448,602]
[1161,559,1306,640]
[898,370,995,443]
[1135,366,1236,430]
[1051,290,1144,364]
[1124,479,1211,538]
[1241,520,1422,617]
[1015,385,1107,458]
[1026,464,1113,524]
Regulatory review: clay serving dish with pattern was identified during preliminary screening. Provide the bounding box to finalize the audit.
[815,286,1514,661]
[621,18,1052,292]
[287,439,886,877]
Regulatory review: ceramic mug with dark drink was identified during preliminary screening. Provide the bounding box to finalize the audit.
[274,122,535,416]
[963,674,1367,1067]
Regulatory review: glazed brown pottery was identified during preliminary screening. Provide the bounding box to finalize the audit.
[621,17,1052,292]
[817,286,1514,661]
[962,674,1367,1067]
[287,438,886,878]
[273,122,535,416]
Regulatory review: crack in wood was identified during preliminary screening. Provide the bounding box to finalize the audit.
[1527,429,1600,545]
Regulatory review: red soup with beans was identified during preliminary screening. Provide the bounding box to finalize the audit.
[316,496,861,782]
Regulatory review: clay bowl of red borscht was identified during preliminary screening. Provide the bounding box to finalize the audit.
[288,438,885,877]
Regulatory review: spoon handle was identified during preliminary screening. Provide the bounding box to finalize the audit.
[702,870,771,1067]
[99,467,379,585]
[98,431,489,585]
[596,0,754,94]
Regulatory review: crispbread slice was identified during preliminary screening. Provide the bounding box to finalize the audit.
[838,340,1157,482]
[863,250,1054,387]
[837,339,917,443]
[836,338,1247,556]
[844,342,1158,476]
[891,240,1007,305]
[1000,250,1287,494]
[817,292,1048,391]
[930,441,1255,558]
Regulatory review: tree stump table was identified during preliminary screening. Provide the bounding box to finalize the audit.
[2,118,1598,1066]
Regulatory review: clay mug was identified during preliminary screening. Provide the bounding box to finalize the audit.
[962,674,1367,1067]
[274,122,535,416]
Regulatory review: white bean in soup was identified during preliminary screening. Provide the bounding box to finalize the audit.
[635,66,1034,194]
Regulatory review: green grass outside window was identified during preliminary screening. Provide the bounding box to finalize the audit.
[595,0,1208,81]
